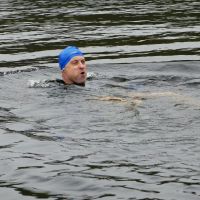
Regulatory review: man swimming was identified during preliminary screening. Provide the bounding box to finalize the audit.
[58,46,87,86]
[58,46,200,108]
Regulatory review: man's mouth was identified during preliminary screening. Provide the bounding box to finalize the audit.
[81,72,85,75]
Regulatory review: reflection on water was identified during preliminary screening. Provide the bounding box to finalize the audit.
[0,0,199,67]
[0,0,200,199]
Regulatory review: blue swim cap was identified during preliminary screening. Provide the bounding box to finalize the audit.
[58,46,83,70]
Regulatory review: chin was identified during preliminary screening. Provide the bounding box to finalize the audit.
[74,79,86,86]
[75,82,85,86]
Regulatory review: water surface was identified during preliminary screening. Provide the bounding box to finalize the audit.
[0,0,200,199]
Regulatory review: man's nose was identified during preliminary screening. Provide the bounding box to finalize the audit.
[78,61,85,69]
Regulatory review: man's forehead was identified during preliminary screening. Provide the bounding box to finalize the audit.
[70,56,85,61]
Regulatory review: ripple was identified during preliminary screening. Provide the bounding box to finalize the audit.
[1,1,200,199]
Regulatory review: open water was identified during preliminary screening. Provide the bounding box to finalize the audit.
[0,0,200,199]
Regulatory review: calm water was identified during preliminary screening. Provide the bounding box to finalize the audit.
[0,0,200,199]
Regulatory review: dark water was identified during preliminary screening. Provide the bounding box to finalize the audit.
[0,0,200,199]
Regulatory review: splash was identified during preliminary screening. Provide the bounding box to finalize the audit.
[27,79,51,88]
[0,66,38,76]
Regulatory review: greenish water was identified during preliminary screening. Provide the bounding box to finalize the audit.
[0,0,200,199]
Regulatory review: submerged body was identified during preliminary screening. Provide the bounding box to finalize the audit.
[92,91,200,109]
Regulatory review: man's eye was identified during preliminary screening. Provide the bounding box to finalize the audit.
[72,60,78,65]
[81,60,85,64]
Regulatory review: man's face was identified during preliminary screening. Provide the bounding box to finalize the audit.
[62,56,87,85]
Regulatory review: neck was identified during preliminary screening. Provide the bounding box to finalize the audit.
[61,72,85,87]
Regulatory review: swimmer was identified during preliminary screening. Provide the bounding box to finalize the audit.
[58,46,87,86]
[58,46,200,109]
